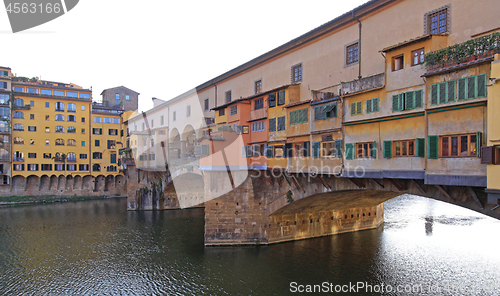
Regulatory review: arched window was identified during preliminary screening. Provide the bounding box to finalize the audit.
[67,115,76,122]
[13,111,24,119]
[0,148,8,159]
[14,137,24,144]
[55,138,64,146]
[92,164,101,172]
[13,123,24,131]
[67,126,76,133]
[67,103,76,112]
[14,98,24,107]
[67,139,76,146]
[55,114,64,121]
[67,152,76,162]
[55,102,65,112]
[55,126,65,133]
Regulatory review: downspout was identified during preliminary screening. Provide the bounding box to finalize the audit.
[352,11,362,79]
[340,91,345,177]
[423,77,428,174]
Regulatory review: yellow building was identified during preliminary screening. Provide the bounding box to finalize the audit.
[11,78,92,178]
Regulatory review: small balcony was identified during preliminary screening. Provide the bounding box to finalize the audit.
[122,158,136,166]
[425,32,500,72]
[250,107,267,121]
[13,157,24,162]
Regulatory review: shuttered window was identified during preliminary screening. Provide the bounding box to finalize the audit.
[314,103,337,120]
[268,93,276,107]
[277,116,286,131]
[383,141,392,159]
[428,135,439,159]
[290,109,308,125]
[366,98,379,113]
[345,143,355,160]
[277,91,286,106]
[350,101,362,116]
[269,118,276,132]
[434,74,486,103]
[312,142,320,158]
[392,90,423,111]
[416,138,425,157]
[266,145,273,158]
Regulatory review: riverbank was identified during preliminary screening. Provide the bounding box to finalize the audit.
[0,195,126,206]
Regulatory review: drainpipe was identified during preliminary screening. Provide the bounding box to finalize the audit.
[352,11,362,79]
[423,77,428,174]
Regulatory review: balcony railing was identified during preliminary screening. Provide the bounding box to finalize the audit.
[122,158,136,165]
[13,157,24,162]
[425,32,500,71]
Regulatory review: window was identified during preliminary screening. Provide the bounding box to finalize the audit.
[27,164,39,171]
[80,154,87,159]
[112,118,120,124]
[230,105,237,116]
[160,115,164,125]
[14,87,24,92]
[45,115,49,121]
[109,129,118,136]
[28,153,36,158]
[93,152,102,159]
[54,90,64,97]
[269,118,276,132]
[392,55,404,71]
[356,142,375,159]
[254,98,264,110]
[42,164,52,171]
[27,88,37,94]
[13,164,24,171]
[219,109,225,116]
[255,80,262,94]
[45,102,49,108]
[79,164,89,171]
[13,151,23,161]
[14,98,24,107]
[28,126,36,132]
[432,74,487,105]
[81,141,85,147]
[350,101,362,116]
[291,63,302,83]
[13,124,24,131]
[55,139,64,146]
[108,140,116,149]
[394,140,415,157]
[440,134,478,157]
[45,140,50,145]
[67,164,76,171]
[366,98,379,113]
[412,48,425,66]
[318,140,343,158]
[55,114,64,121]
[30,114,34,120]
[94,116,102,123]
[116,93,120,101]
[67,139,76,146]
[346,43,359,65]
[110,153,117,164]
[81,117,85,123]
[225,91,232,103]
[274,146,284,158]
[252,121,265,132]
[277,116,286,131]
[67,153,76,162]
[30,139,34,145]
[67,126,76,133]
[268,93,276,108]
[95,140,100,147]
[43,153,51,159]
[426,7,448,34]
[186,105,191,117]
[290,108,308,125]
[93,128,102,135]
[40,89,51,95]
[55,126,64,133]
[67,92,78,98]
[103,117,111,124]
[81,128,85,134]
[81,105,85,111]
[173,111,176,121]
[392,90,424,111]
[79,93,90,99]
[55,102,64,112]
[30,101,34,106]
[14,137,24,144]
[67,115,76,122]
[67,103,76,112]
[126,95,130,101]
[314,103,337,120]
[13,111,24,119]
[55,164,65,171]
[277,90,286,106]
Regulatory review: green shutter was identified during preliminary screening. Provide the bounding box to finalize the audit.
[373,98,379,112]
[431,84,438,105]
[447,80,456,102]
[371,141,377,158]
[314,106,321,121]
[477,131,483,158]
[416,138,425,157]
[383,141,392,158]
[438,83,447,104]
[398,94,405,111]
[458,78,467,100]
[428,136,439,159]
[392,95,399,112]
[366,99,373,113]
[312,142,320,158]
[477,74,487,98]
[356,101,362,115]
[405,91,414,110]
[467,76,476,99]
[335,140,342,157]
[414,91,423,108]
[345,143,354,160]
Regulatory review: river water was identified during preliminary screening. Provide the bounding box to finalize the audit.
[1,195,500,295]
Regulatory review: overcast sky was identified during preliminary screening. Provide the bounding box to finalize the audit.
[0,0,369,112]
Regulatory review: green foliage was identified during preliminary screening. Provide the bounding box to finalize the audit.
[286,190,293,203]
[425,32,500,68]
